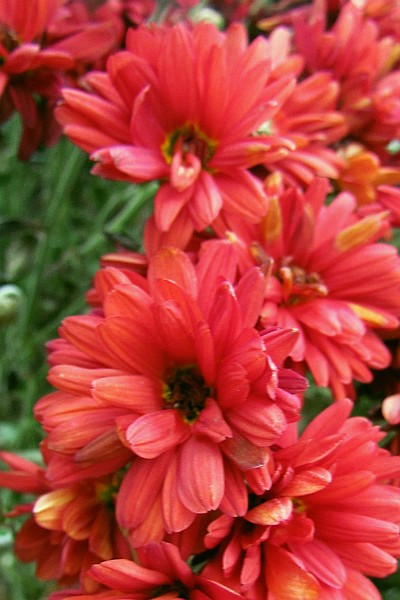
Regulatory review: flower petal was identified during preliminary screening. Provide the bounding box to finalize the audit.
[124,410,189,459]
[178,436,224,513]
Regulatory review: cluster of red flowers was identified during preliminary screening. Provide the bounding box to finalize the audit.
[1,0,400,598]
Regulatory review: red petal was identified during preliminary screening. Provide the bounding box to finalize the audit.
[178,436,224,513]
[246,497,292,526]
[125,410,189,459]
[89,559,171,591]
[266,546,321,599]
[93,375,163,412]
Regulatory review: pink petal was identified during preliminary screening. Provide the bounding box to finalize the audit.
[194,321,217,385]
[89,559,171,591]
[148,246,197,298]
[208,281,242,359]
[116,454,170,529]
[261,327,302,366]
[178,436,224,513]
[289,539,346,588]
[266,546,321,599]
[137,541,194,587]
[92,375,163,412]
[197,578,244,600]
[97,316,164,378]
[192,398,232,443]
[154,183,193,232]
[47,365,124,395]
[92,145,168,182]
[282,467,332,496]
[125,410,189,459]
[214,170,267,221]
[162,456,196,533]
[196,240,237,318]
[219,460,248,517]
[216,360,249,409]
[234,267,266,327]
[188,171,223,230]
[301,399,353,441]
[103,282,153,321]
[152,301,196,363]
[246,497,292,526]
[227,399,287,446]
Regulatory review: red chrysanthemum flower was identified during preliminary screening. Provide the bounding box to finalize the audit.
[257,26,348,188]
[35,243,305,545]
[269,69,348,187]
[0,0,121,158]
[56,21,296,236]
[213,178,400,399]
[0,451,130,589]
[49,541,243,599]
[292,0,400,162]
[203,399,400,599]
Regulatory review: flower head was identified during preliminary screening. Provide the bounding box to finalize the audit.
[56,21,296,235]
[214,178,400,398]
[0,0,121,158]
[35,243,305,545]
[292,0,400,161]
[0,452,130,588]
[203,399,400,598]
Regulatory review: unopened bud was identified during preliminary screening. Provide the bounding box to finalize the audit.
[0,285,24,325]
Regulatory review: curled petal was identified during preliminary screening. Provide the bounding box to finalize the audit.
[124,410,190,459]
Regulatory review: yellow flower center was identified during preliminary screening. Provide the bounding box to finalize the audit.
[161,122,217,168]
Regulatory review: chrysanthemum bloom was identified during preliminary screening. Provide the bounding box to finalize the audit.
[49,541,243,599]
[292,0,400,161]
[213,178,400,399]
[47,0,125,63]
[56,21,296,237]
[268,70,348,188]
[0,0,120,158]
[0,452,130,589]
[256,26,348,188]
[35,243,305,545]
[203,399,400,599]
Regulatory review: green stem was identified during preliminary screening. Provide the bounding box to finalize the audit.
[20,142,86,339]
[81,181,158,255]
